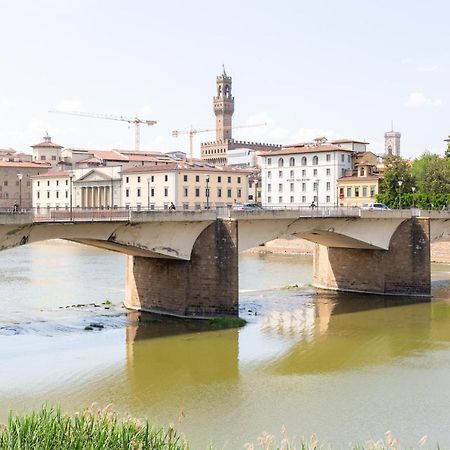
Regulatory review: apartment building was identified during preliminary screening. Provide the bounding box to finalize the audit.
[121,162,251,209]
[259,138,362,207]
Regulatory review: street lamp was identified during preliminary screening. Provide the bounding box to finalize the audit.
[412,186,416,209]
[17,173,23,211]
[147,177,151,209]
[398,180,403,210]
[205,175,210,210]
[69,173,75,221]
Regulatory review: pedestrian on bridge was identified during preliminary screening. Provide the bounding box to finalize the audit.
[310,201,316,210]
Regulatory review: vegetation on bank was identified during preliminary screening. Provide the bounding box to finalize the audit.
[0,406,436,449]
[207,316,247,329]
[0,406,187,450]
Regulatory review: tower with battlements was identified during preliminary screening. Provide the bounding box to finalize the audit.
[201,68,281,165]
[384,128,401,157]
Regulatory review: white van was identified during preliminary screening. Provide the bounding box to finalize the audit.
[361,202,390,211]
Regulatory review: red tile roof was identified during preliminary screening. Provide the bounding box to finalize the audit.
[31,141,63,149]
[338,175,381,181]
[259,143,353,156]
[0,161,51,168]
[121,162,252,174]
[331,139,369,145]
[32,170,71,178]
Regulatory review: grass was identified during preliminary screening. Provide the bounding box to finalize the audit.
[0,405,188,450]
[207,316,247,329]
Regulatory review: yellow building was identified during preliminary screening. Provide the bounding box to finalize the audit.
[121,162,251,210]
[337,151,383,207]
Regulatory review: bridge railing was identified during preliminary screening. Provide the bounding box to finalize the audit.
[32,207,131,222]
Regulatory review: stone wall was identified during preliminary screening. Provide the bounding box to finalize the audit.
[313,218,431,296]
[125,219,238,318]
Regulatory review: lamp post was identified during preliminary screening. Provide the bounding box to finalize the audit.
[69,173,74,221]
[147,177,151,209]
[412,186,416,209]
[254,180,259,204]
[398,180,403,210]
[17,173,23,211]
[205,175,210,210]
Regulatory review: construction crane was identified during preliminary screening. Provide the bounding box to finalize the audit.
[172,123,266,160]
[49,110,157,151]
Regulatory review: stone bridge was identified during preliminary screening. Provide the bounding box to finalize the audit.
[1,208,450,318]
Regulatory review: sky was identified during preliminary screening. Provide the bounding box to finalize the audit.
[0,0,449,159]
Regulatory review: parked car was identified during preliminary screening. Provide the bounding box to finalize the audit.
[232,202,263,211]
[361,202,390,211]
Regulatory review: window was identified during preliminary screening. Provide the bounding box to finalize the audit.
[125,188,129,198]
[56,191,59,199]
[195,188,200,197]
[65,180,68,186]
[37,181,40,187]
[52,155,56,161]
[37,191,40,199]
[227,176,231,183]
[196,175,200,182]
[326,182,330,191]
[164,187,168,197]
[355,187,360,197]
[267,171,272,179]
[290,196,294,203]
[302,195,306,203]
[312,156,318,165]
[267,158,272,166]
[237,177,241,183]
[65,191,68,198]
[347,187,352,197]
[217,176,221,182]
[151,188,155,197]
[268,196,272,203]
[278,196,283,203]
[278,170,283,178]
[151,176,154,182]
[289,157,295,167]
[326,154,331,161]
[137,188,141,197]
[348,155,351,163]
[302,169,306,176]
[313,169,317,176]
[41,155,46,161]
[164,175,168,182]
[278,183,283,193]
[237,188,242,198]
[290,170,294,178]
[313,182,318,192]
[301,156,307,166]
[290,183,294,192]
[56,180,59,186]
[47,192,50,198]
[137,176,141,183]
[370,186,375,197]
[184,175,188,182]
[302,183,306,192]
[341,154,345,162]
[227,188,232,198]
[184,187,188,197]
[341,168,345,176]
[278,158,284,167]
[267,184,272,193]
[218,188,222,197]
[47,181,50,186]
[326,168,331,176]
[326,195,330,203]
[362,186,368,197]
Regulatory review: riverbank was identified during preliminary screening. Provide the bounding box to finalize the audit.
[247,236,450,264]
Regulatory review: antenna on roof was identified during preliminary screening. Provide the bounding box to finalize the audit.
[222,64,227,76]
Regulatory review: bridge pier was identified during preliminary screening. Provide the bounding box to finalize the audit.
[125,219,239,318]
[313,218,431,297]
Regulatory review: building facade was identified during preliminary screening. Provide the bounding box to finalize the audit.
[200,69,281,164]
[260,138,358,207]
[31,134,64,168]
[121,162,250,210]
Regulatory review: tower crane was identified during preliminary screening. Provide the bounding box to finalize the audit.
[49,110,157,151]
[172,123,266,160]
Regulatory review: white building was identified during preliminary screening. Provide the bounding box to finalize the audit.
[31,134,63,169]
[227,147,258,167]
[260,138,362,207]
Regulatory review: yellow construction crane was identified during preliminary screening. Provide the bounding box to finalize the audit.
[172,123,266,160]
[49,110,157,151]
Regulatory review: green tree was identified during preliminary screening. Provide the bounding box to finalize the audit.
[445,135,450,158]
[380,155,415,196]
[412,152,450,194]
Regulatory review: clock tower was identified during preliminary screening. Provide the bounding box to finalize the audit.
[214,66,234,142]
[384,127,401,157]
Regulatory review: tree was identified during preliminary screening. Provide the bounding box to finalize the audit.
[380,155,415,196]
[412,152,450,194]
[445,135,450,159]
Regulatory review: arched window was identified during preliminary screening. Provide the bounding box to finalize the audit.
[313,156,318,166]
[301,156,307,166]
[278,158,284,167]
[289,157,295,167]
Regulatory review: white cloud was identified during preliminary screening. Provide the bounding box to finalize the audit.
[417,65,438,73]
[407,92,441,107]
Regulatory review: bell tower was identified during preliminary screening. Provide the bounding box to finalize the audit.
[384,126,401,157]
[214,66,234,142]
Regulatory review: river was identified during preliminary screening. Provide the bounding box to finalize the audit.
[1,240,450,448]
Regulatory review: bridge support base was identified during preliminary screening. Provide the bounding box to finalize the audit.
[313,218,431,297]
[125,220,238,318]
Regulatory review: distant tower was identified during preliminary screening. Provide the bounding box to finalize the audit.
[214,65,234,142]
[384,124,401,156]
